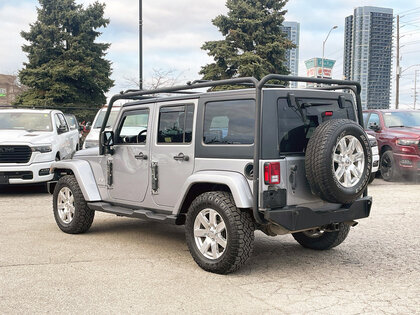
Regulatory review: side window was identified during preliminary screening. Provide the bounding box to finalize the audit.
[203,100,255,145]
[157,105,194,144]
[117,109,149,144]
[57,114,69,132]
[367,113,380,127]
[55,114,69,133]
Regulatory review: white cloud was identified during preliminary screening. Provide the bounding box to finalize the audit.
[1,0,420,106]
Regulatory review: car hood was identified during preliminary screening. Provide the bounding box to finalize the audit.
[385,127,420,138]
[0,130,55,145]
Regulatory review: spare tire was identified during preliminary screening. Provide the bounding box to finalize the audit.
[305,119,372,204]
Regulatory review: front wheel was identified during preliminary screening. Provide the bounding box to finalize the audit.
[292,223,350,250]
[185,192,255,274]
[380,150,397,182]
[53,175,95,234]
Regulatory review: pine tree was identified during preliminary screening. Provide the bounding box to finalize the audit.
[200,0,293,81]
[15,0,114,118]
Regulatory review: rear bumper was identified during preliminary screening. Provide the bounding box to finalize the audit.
[264,196,372,231]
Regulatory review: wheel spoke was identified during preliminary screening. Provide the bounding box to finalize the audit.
[194,228,207,238]
[211,241,218,258]
[345,170,352,186]
[216,221,225,233]
[350,165,362,178]
[215,235,227,248]
[333,154,341,163]
[197,212,210,229]
[209,209,217,226]
[199,238,211,255]
[335,165,345,180]
[338,138,347,153]
[352,152,364,162]
[347,137,356,154]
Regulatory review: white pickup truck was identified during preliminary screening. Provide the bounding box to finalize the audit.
[0,109,79,184]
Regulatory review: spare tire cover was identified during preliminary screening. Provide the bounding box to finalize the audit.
[305,119,372,204]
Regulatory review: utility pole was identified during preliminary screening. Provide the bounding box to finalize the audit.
[139,0,143,90]
[415,70,418,110]
[395,15,400,109]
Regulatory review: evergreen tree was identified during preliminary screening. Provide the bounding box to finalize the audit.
[15,0,114,118]
[200,0,293,81]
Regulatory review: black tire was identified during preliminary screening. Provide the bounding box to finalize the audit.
[380,150,397,182]
[53,175,95,234]
[368,172,376,184]
[305,119,372,204]
[185,191,255,274]
[292,223,350,250]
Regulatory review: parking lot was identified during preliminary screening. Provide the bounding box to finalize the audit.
[0,179,419,314]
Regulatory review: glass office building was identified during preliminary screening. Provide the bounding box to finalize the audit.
[282,21,300,88]
[344,6,393,109]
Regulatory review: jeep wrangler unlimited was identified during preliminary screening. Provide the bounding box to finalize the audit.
[49,75,372,274]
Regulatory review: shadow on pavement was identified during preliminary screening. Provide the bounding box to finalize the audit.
[0,184,48,195]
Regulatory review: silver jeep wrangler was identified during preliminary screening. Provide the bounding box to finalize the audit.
[49,75,373,274]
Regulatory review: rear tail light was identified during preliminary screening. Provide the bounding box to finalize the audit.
[264,162,280,185]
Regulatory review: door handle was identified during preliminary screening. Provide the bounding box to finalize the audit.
[173,152,189,161]
[134,152,148,160]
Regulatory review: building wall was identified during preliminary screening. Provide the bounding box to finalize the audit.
[282,21,300,88]
[343,6,393,109]
[0,74,25,107]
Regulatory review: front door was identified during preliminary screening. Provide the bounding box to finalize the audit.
[109,106,152,203]
[151,102,196,207]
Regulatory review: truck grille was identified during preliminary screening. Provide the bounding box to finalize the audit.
[0,146,32,163]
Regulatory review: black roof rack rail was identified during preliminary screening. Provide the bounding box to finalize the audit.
[99,74,363,225]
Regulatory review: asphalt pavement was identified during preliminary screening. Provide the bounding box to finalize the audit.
[0,179,419,314]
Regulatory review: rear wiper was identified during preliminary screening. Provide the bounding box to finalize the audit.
[287,93,307,125]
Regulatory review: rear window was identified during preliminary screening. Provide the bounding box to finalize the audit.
[203,100,255,145]
[277,97,349,154]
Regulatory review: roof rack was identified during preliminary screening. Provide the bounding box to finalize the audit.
[100,74,363,225]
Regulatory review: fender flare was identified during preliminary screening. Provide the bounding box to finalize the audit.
[51,160,101,201]
[174,171,253,214]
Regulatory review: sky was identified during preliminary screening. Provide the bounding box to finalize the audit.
[1,0,420,108]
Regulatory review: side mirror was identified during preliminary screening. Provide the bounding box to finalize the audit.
[368,123,380,132]
[57,125,67,134]
[100,131,114,155]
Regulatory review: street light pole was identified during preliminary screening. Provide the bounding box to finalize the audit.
[139,0,143,90]
[322,25,338,79]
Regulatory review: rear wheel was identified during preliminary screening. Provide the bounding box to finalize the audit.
[380,150,397,182]
[185,191,255,274]
[53,175,95,234]
[292,223,350,250]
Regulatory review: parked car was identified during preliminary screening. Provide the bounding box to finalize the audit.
[368,134,379,183]
[82,106,121,149]
[49,75,373,274]
[64,113,83,144]
[0,109,79,184]
[364,110,420,181]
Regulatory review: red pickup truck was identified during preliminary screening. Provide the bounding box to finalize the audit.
[363,110,420,181]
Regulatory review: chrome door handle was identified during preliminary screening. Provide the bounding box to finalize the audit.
[173,153,189,161]
[134,152,148,160]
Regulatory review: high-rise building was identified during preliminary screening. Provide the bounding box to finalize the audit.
[282,21,300,88]
[344,6,393,109]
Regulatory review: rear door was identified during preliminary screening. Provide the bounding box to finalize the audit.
[151,101,196,207]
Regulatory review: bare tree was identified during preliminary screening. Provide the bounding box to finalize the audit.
[123,68,185,91]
